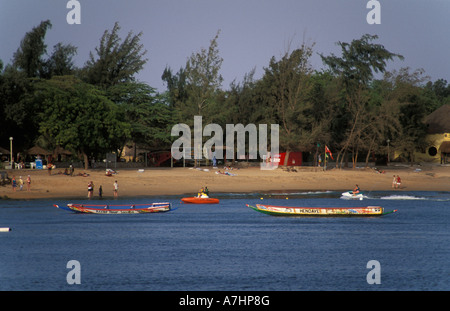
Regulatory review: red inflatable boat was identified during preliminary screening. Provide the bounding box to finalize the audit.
[181,197,220,204]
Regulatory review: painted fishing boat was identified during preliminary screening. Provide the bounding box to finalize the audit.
[54,202,172,214]
[247,203,396,217]
[181,197,220,204]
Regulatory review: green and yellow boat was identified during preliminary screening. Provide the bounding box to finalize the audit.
[247,203,397,217]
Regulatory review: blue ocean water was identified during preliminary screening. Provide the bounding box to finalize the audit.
[0,191,449,291]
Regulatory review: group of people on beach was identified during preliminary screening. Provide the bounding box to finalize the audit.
[88,180,119,199]
[11,175,31,192]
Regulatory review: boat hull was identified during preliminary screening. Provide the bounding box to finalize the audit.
[55,202,171,214]
[247,204,395,217]
[181,197,219,204]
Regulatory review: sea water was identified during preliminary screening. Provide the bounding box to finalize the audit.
[0,191,449,291]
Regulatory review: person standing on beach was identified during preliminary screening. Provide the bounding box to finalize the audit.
[88,181,94,198]
[18,176,24,191]
[392,175,397,189]
[396,175,402,189]
[27,175,31,191]
[113,180,118,198]
[11,176,16,192]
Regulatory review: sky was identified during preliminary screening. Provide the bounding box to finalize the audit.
[0,0,449,92]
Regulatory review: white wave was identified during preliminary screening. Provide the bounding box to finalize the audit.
[380,195,427,200]
[289,191,334,195]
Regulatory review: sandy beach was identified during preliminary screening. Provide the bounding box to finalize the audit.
[1,164,449,200]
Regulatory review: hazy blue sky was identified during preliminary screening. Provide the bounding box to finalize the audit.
[1,0,449,91]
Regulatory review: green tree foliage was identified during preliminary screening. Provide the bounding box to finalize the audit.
[2,20,78,150]
[320,34,404,167]
[0,65,37,150]
[42,42,78,78]
[321,34,404,89]
[161,66,188,120]
[107,82,176,152]
[82,22,148,89]
[175,30,223,123]
[226,68,260,125]
[260,43,316,163]
[382,68,431,163]
[34,76,131,169]
[424,79,450,111]
[2,21,449,168]
[12,20,52,78]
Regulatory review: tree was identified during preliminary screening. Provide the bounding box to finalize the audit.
[34,76,131,169]
[162,66,189,119]
[82,22,148,88]
[165,30,224,166]
[107,82,177,155]
[0,65,37,149]
[308,71,340,165]
[321,34,403,90]
[425,79,450,111]
[261,42,316,165]
[42,42,78,78]
[320,34,404,168]
[226,68,259,125]
[382,68,430,163]
[12,20,52,78]
[2,20,78,149]
[180,30,223,122]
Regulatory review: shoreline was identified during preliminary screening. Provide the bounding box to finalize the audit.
[1,165,449,201]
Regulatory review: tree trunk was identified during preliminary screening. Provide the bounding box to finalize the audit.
[365,136,376,167]
[82,152,89,170]
[352,150,358,169]
[283,150,290,167]
[365,149,371,167]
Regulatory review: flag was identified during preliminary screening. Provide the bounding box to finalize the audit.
[325,145,334,160]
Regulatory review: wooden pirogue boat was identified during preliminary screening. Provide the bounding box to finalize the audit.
[247,204,397,217]
[55,202,172,214]
[181,197,220,204]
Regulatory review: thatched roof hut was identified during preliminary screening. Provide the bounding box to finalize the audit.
[425,104,450,134]
[27,146,51,156]
[439,141,450,153]
[0,147,10,155]
[53,145,72,156]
